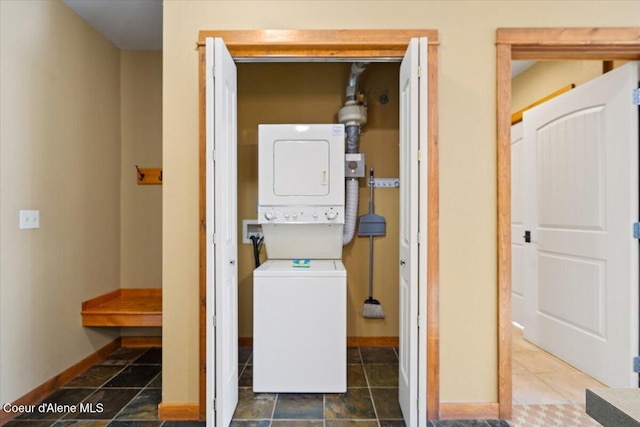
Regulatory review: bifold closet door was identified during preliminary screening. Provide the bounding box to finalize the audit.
[206,37,239,427]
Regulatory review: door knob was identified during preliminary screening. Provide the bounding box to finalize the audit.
[230,259,236,265]
[400,260,406,266]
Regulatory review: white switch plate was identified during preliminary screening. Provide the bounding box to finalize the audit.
[19,210,40,229]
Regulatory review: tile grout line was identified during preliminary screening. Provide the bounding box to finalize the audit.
[104,374,149,422]
[269,390,278,427]
[104,349,157,424]
[323,392,327,427]
[359,349,382,427]
[53,352,141,423]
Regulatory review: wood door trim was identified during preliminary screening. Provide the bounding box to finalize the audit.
[158,403,200,421]
[440,403,499,420]
[496,27,640,420]
[197,29,438,59]
[197,29,439,420]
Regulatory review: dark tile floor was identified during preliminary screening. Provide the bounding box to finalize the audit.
[235,347,510,427]
[4,347,177,427]
[4,346,510,427]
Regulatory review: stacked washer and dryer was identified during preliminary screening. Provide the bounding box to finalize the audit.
[253,63,369,394]
[253,124,348,393]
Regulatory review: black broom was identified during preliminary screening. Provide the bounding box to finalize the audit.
[358,168,386,319]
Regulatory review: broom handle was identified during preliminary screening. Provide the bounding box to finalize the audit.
[368,168,375,298]
[368,235,374,298]
[369,168,374,214]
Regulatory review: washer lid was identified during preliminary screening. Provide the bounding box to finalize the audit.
[255,259,346,277]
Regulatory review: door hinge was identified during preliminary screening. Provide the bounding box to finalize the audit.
[634,356,640,373]
[212,150,216,161]
[417,315,420,328]
[417,149,421,161]
[213,233,216,244]
[417,66,422,78]
[633,222,640,239]
[633,88,640,106]
[213,398,217,411]
[212,315,216,328]
[212,66,215,77]
[417,232,421,244]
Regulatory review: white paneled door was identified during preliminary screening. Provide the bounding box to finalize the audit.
[398,37,428,427]
[522,62,639,387]
[206,37,239,426]
[511,121,525,327]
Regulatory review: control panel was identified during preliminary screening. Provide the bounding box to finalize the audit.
[258,206,345,225]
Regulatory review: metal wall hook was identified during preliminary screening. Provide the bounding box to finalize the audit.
[135,166,162,185]
[135,165,145,181]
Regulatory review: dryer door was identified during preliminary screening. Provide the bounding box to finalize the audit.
[273,139,330,196]
[259,124,345,207]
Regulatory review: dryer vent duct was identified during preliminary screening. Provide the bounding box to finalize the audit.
[339,62,368,246]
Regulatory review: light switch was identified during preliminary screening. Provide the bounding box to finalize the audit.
[19,210,40,229]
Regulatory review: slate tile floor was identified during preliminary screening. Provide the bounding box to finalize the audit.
[235,347,508,427]
[5,346,509,427]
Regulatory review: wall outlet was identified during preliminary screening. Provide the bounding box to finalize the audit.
[19,210,40,229]
[242,219,262,244]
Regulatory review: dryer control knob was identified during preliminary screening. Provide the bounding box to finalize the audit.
[326,209,338,220]
[264,211,275,221]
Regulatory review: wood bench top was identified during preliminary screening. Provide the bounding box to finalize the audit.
[81,288,162,327]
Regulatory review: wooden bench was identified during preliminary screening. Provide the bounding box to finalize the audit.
[81,288,162,327]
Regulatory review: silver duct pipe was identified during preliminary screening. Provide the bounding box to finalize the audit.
[346,62,368,101]
[339,63,368,246]
[345,124,360,154]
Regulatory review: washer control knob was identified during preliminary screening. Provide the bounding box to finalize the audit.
[312,213,319,219]
[264,211,275,221]
[326,209,338,220]
[284,213,290,219]
[292,213,298,219]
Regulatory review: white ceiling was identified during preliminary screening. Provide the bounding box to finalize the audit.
[512,60,536,78]
[62,0,162,50]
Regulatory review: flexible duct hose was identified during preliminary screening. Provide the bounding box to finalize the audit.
[343,178,359,245]
[342,123,361,245]
[341,63,368,246]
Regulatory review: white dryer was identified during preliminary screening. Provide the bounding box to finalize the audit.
[257,124,345,260]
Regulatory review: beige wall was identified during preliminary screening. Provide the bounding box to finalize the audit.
[120,51,163,288]
[0,0,121,403]
[162,0,639,406]
[236,62,400,339]
[512,61,604,113]
[512,60,631,114]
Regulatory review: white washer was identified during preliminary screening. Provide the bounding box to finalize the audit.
[253,259,346,393]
